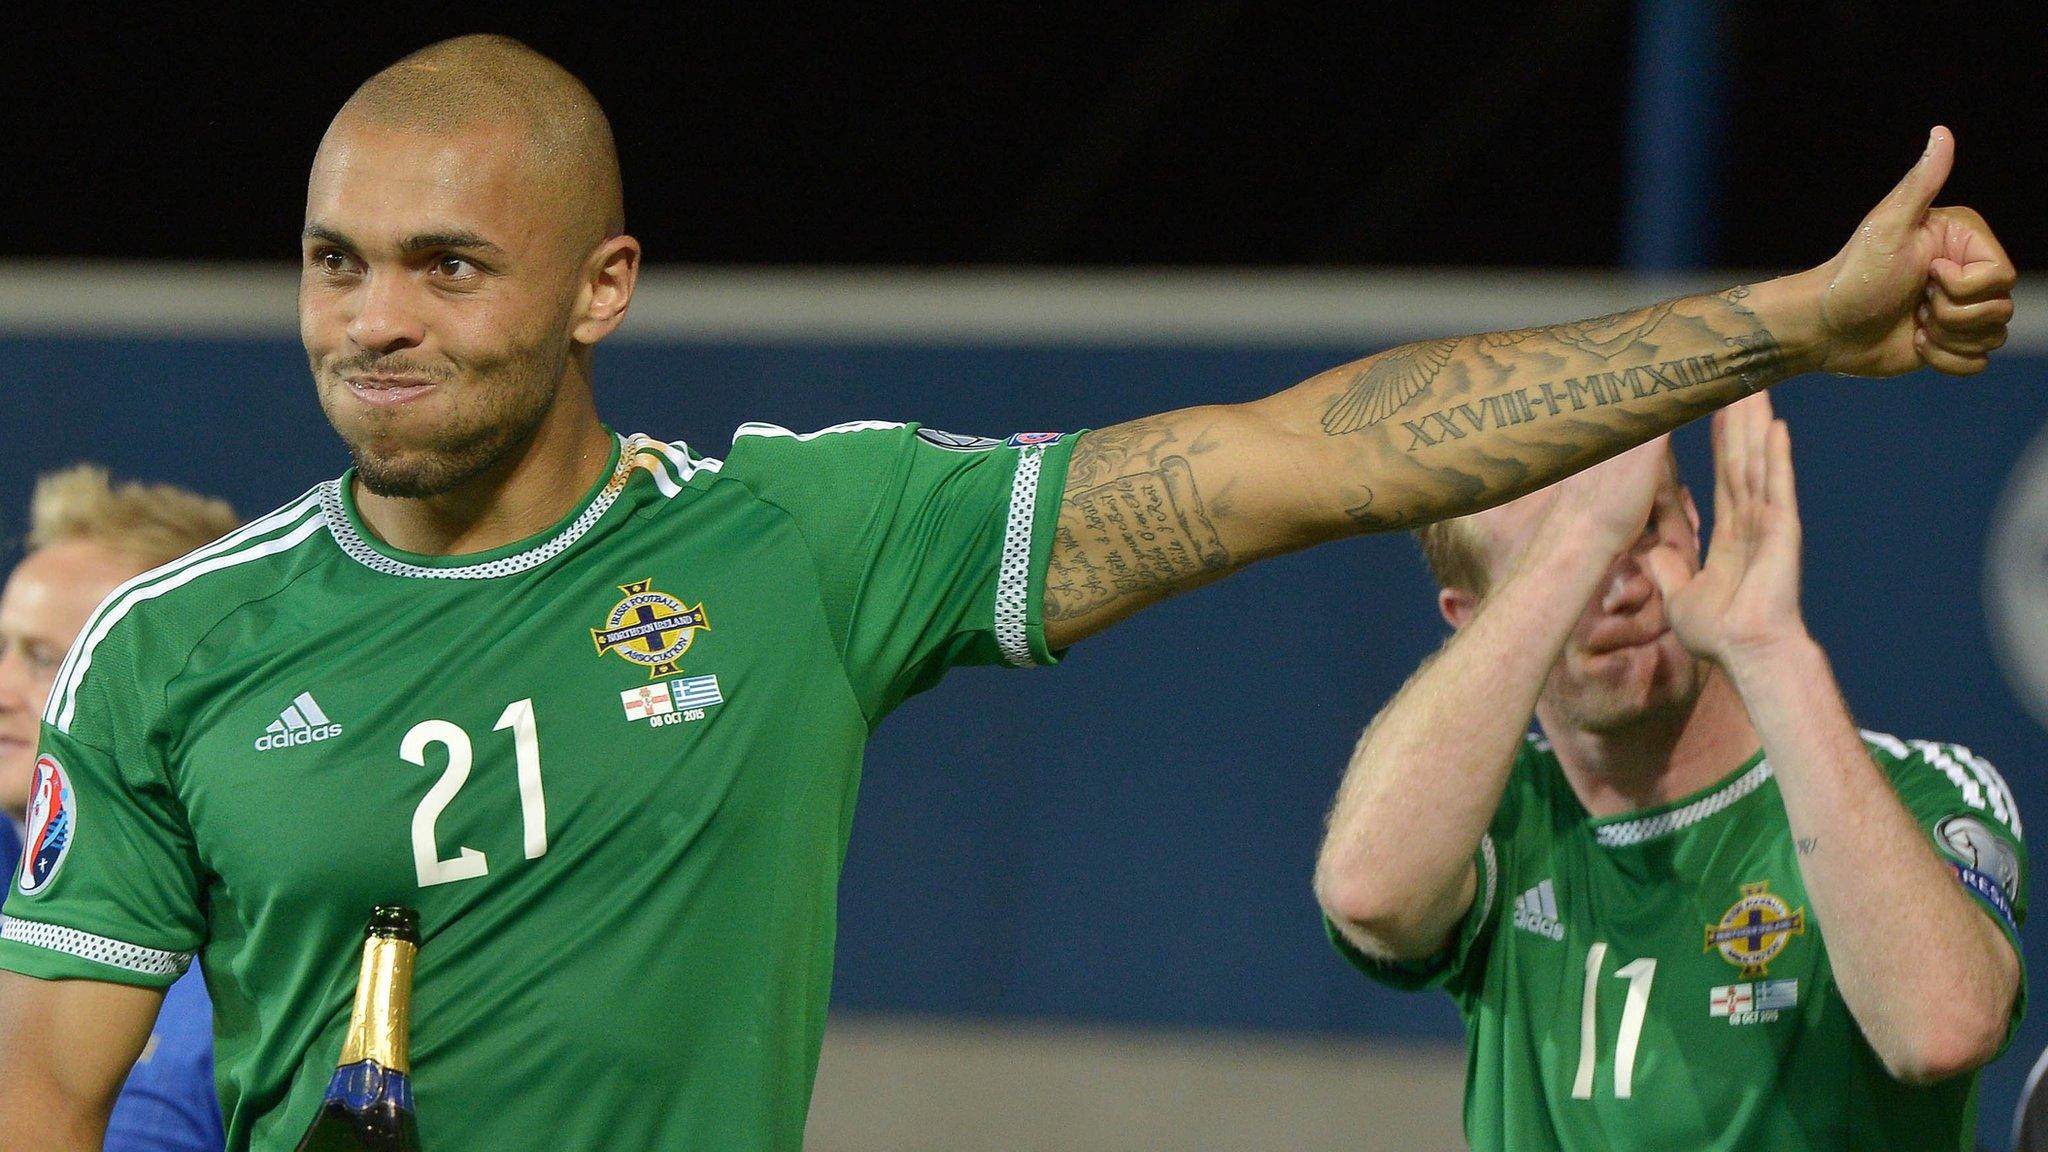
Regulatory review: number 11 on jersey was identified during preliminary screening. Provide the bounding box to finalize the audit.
[1572,941,1657,1100]
[401,699,548,888]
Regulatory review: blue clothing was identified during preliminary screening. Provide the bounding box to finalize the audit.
[104,963,224,1152]
[9,813,221,1149]
[1,818,19,888]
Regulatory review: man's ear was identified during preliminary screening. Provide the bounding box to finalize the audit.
[1440,586,1481,630]
[572,234,642,345]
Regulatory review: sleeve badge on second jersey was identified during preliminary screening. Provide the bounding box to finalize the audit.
[1936,814,2020,900]
[1935,814,2021,932]
[1004,432,1065,447]
[20,754,76,896]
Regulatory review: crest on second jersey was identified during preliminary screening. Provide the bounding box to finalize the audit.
[1703,881,1806,978]
[592,579,710,678]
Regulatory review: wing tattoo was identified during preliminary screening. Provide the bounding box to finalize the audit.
[1320,337,1462,435]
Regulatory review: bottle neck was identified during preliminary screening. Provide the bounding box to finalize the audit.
[338,933,416,1074]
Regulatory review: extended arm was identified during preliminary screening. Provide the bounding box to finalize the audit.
[1643,397,2018,1083]
[0,971,163,1151]
[1044,129,2013,648]
[1316,446,1671,960]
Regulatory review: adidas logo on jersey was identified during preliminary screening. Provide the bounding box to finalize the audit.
[1512,878,1565,940]
[255,692,343,751]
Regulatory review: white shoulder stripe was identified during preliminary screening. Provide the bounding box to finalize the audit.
[658,439,722,477]
[0,917,191,979]
[44,488,323,713]
[633,452,684,497]
[1953,744,2022,839]
[1859,729,1911,759]
[1473,834,1499,937]
[1916,739,2019,836]
[1864,729,2022,838]
[51,511,330,733]
[732,419,906,442]
[44,488,326,728]
[625,435,722,498]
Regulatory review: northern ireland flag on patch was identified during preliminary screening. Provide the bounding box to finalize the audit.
[622,684,676,721]
[1710,983,1754,1017]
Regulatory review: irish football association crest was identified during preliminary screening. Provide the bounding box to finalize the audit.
[592,580,709,678]
[1704,881,1806,978]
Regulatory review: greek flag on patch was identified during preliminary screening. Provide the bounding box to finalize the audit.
[672,674,724,710]
[1754,978,1799,1011]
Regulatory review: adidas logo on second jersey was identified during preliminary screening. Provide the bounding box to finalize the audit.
[1512,878,1565,940]
[255,692,343,752]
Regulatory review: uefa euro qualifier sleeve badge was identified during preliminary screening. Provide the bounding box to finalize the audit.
[592,580,709,678]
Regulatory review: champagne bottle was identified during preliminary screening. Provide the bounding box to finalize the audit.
[295,906,425,1152]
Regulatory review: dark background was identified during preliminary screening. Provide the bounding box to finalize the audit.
[2,3,2042,269]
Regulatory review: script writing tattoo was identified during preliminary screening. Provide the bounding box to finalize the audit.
[1796,837,1819,856]
[1046,454,1230,621]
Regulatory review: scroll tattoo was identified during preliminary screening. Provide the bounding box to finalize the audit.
[1045,456,1230,621]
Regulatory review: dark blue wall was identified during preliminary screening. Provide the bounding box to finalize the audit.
[4,335,2043,1136]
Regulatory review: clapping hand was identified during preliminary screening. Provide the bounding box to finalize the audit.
[1642,394,1805,669]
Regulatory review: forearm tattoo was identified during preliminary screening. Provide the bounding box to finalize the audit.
[1319,288,1785,453]
[1046,427,1230,621]
[1320,338,1462,435]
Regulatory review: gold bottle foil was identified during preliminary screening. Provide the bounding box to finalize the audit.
[336,934,416,1074]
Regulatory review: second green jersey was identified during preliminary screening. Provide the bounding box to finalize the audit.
[1335,731,2027,1151]
[0,422,1078,1151]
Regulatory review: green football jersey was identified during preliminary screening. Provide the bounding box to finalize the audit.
[1,422,1078,1151]
[1333,730,2027,1151]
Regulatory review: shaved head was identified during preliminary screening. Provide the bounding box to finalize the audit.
[333,34,623,245]
[301,34,640,514]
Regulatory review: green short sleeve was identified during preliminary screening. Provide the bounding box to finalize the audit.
[1,721,202,989]
[1864,731,2027,1049]
[1326,831,1502,994]
[716,423,1080,721]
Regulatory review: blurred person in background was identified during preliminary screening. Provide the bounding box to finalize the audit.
[1317,394,2022,1150]
[0,464,238,1152]
[0,33,2016,1152]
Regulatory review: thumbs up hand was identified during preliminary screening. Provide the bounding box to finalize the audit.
[1802,127,2015,378]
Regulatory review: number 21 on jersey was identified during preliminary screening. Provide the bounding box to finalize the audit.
[401,698,548,887]
[1572,941,1656,1100]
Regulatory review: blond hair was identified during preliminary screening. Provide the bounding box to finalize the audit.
[1413,517,1492,596]
[27,464,240,570]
